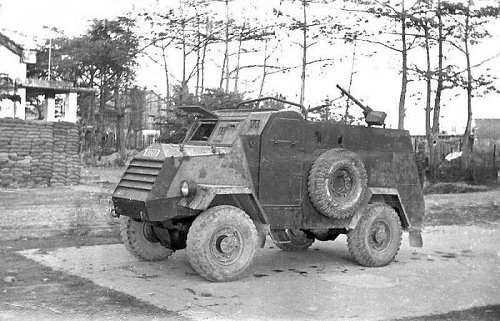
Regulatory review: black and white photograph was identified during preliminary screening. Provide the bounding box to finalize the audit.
[0,0,499,320]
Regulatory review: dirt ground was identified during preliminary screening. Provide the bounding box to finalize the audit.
[0,169,499,320]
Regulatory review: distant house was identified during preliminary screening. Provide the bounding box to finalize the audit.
[474,118,500,168]
[475,119,500,142]
[141,90,171,145]
[0,32,30,119]
[99,90,173,150]
[0,31,94,122]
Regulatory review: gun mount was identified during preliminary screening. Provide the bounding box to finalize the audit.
[335,84,387,127]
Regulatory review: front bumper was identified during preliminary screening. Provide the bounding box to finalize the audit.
[111,197,197,222]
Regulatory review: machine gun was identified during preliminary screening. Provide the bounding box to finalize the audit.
[335,84,386,127]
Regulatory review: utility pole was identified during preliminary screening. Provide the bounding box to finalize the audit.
[43,25,57,81]
[48,36,52,81]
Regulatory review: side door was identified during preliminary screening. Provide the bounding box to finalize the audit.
[259,117,302,206]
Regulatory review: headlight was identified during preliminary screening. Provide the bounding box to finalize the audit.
[180,180,197,197]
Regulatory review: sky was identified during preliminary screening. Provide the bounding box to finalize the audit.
[1,0,499,135]
[0,0,147,37]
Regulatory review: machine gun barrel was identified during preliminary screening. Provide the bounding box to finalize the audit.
[335,84,371,114]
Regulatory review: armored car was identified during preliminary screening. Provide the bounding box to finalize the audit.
[111,94,424,282]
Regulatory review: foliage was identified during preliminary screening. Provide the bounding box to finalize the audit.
[27,17,140,156]
[124,86,147,134]
[158,111,190,144]
[199,88,245,110]
[28,17,139,87]
[440,1,500,94]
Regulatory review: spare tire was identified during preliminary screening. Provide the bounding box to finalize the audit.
[308,149,368,219]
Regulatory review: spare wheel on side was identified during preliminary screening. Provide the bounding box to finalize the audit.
[308,148,368,219]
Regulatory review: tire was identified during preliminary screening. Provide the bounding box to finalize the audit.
[347,203,402,267]
[186,205,259,282]
[120,216,174,261]
[308,149,368,219]
[271,229,314,251]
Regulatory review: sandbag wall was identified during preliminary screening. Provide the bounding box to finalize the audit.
[0,118,81,188]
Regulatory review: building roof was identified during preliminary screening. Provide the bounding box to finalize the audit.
[21,78,97,94]
[0,32,23,56]
[475,118,500,139]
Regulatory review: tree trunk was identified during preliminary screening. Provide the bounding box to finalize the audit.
[258,40,269,98]
[299,0,307,106]
[398,0,408,130]
[97,72,107,160]
[82,71,95,156]
[219,53,226,89]
[201,37,208,96]
[114,74,124,155]
[344,38,358,123]
[219,0,231,92]
[181,19,187,104]
[195,14,201,100]
[424,24,432,147]
[233,23,245,94]
[430,0,444,181]
[161,44,170,109]
[461,5,473,175]
[201,18,209,96]
[124,93,132,150]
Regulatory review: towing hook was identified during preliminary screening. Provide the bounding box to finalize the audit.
[110,208,120,218]
[109,198,120,218]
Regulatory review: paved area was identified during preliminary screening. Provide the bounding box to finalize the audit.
[21,225,500,321]
[0,185,117,241]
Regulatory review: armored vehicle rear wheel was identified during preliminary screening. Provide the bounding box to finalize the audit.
[308,149,368,219]
[271,229,314,251]
[120,217,174,261]
[186,205,259,282]
[347,203,402,267]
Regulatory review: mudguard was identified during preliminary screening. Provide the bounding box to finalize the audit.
[178,184,267,221]
[348,187,423,247]
[178,184,253,210]
[178,184,269,248]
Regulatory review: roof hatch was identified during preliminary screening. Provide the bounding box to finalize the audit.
[178,105,218,119]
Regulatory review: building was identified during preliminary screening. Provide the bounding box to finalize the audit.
[100,89,172,150]
[141,90,171,145]
[474,118,500,169]
[0,31,94,122]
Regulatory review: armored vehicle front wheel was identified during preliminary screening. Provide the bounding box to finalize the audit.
[347,203,402,267]
[271,229,314,251]
[120,217,174,261]
[308,149,368,219]
[186,205,259,282]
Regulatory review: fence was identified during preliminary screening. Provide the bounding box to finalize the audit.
[412,135,498,183]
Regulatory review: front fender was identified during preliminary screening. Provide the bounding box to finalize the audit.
[178,184,268,224]
[178,184,269,248]
[178,184,253,210]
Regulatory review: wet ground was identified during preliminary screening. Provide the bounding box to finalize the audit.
[0,169,499,320]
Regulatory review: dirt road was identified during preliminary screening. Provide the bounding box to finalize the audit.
[19,226,500,321]
[1,175,499,320]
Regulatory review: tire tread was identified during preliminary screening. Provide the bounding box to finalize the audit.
[308,149,369,219]
[120,217,173,261]
[186,205,259,282]
[347,203,402,267]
